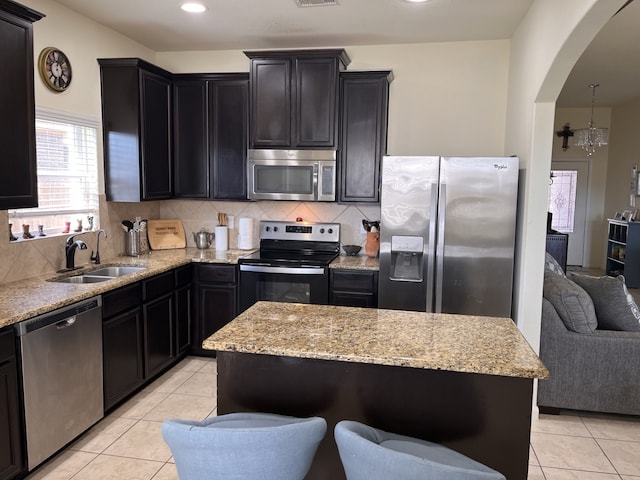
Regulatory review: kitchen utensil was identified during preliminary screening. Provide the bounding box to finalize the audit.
[342,245,362,256]
[218,212,228,226]
[193,228,214,249]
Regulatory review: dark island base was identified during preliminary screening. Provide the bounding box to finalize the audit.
[217,351,533,480]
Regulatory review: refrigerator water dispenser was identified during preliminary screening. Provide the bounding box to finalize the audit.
[390,235,424,282]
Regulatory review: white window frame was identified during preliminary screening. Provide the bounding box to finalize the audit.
[8,107,100,240]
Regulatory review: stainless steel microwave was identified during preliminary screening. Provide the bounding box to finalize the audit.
[247,149,336,201]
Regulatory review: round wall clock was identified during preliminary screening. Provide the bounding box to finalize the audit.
[38,47,72,92]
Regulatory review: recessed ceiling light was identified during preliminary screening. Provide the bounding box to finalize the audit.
[403,0,431,3]
[181,3,206,13]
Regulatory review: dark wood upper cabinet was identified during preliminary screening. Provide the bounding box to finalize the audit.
[209,77,249,199]
[245,49,350,149]
[173,78,209,198]
[338,70,393,203]
[98,58,172,201]
[172,73,248,200]
[0,0,43,210]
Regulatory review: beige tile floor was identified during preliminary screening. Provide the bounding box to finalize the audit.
[25,356,640,480]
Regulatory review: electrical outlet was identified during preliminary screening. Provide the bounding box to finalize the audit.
[227,215,235,229]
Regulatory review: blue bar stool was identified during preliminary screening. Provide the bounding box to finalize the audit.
[162,412,326,480]
[334,420,506,480]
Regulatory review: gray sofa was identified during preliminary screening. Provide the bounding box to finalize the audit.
[537,265,640,415]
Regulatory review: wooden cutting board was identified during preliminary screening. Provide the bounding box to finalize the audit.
[147,219,186,250]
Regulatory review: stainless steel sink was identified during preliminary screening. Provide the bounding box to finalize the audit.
[49,265,146,283]
[54,275,113,284]
[88,266,146,277]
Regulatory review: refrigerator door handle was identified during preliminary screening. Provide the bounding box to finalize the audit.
[426,183,438,312]
[435,183,446,313]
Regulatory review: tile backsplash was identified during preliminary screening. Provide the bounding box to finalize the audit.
[1,196,379,284]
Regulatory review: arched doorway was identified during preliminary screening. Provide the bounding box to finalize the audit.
[506,0,626,351]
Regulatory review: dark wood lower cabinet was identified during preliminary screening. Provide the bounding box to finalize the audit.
[174,267,192,356]
[103,306,144,410]
[143,293,174,379]
[0,329,23,480]
[330,270,378,308]
[192,264,238,356]
[103,268,189,411]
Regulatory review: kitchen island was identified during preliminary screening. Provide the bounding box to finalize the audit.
[204,302,548,480]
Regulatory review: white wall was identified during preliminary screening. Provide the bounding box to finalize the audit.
[553,107,611,268]
[607,97,640,223]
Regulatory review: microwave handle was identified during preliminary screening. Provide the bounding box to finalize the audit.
[313,163,319,199]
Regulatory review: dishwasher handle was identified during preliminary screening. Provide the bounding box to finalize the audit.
[56,317,77,330]
[15,296,102,336]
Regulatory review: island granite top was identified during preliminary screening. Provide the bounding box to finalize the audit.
[203,301,549,379]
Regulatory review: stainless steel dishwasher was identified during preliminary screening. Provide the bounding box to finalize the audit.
[15,296,104,470]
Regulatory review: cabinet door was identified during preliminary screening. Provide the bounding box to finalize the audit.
[0,360,22,480]
[294,57,339,147]
[0,6,41,209]
[140,70,172,200]
[175,283,191,355]
[173,80,209,198]
[143,293,174,378]
[210,78,249,199]
[193,284,237,356]
[103,307,144,411]
[330,270,378,308]
[250,58,291,147]
[0,328,23,480]
[339,72,391,203]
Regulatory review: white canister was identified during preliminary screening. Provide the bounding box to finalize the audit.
[215,226,228,251]
[238,217,255,250]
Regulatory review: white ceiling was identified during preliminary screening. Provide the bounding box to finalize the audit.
[51,0,639,108]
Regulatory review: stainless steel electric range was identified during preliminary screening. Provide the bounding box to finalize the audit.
[238,220,340,313]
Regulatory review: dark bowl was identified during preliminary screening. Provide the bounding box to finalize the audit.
[342,245,362,256]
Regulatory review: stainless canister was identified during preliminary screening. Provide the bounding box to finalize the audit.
[124,230,140,256]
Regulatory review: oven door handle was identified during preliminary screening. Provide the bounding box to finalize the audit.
[240,264,326,275]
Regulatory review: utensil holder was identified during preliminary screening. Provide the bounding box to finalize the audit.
[365,231,380,258]
[124,230,140,256]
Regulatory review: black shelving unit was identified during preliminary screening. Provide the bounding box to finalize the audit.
[605,219,640,287]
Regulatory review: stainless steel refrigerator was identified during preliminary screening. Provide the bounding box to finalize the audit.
[378,156,519,317]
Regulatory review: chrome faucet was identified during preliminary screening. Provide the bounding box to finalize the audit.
[65,234,88,270]
[91,229,107,264]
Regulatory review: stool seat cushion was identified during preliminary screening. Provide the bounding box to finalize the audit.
[335,420,505,480]
[162,412,326,480]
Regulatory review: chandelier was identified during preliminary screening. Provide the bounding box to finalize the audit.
[573,83,608,156]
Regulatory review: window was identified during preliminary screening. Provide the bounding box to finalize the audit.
[9,108,99,240]
[548,169,578,233]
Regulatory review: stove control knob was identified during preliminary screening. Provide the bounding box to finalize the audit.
[320,228,325,234]
[265,226,271,232]
[328,228,333,234]
[273,226,279,232]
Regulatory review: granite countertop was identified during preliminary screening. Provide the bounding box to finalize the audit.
[0,248,254,329]
[330,254,379,271]
[204,301,548,379]
[0,247,378,330]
